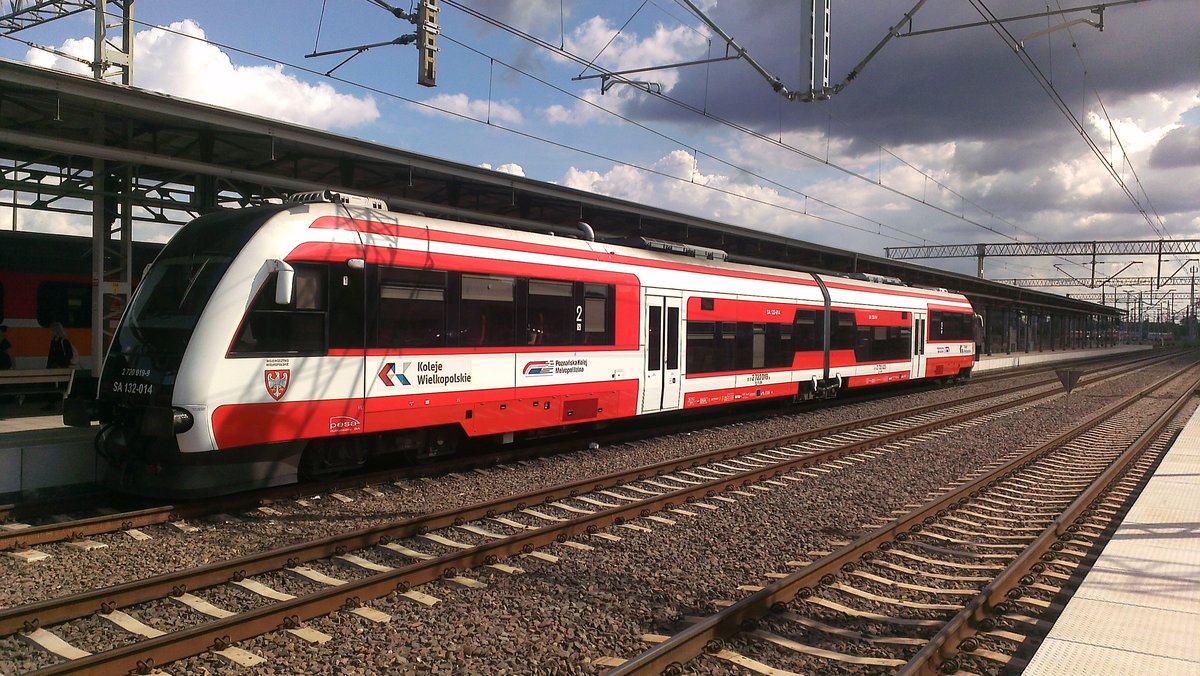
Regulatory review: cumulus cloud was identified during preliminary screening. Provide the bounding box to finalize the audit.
[558,149,892,249]
[1150,126,1200,169]
[543,90,619,126]
[565,16,708,93]
[24,20,379,130]
[479,162,527,177]
[416,93,525,126]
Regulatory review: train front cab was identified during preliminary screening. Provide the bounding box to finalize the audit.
[89,205,300,497]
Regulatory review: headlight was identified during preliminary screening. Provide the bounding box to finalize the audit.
[172,407,194,433]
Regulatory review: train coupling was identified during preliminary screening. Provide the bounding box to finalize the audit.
[812,376,842,400]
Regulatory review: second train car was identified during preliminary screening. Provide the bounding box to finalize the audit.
[80,192,978,496]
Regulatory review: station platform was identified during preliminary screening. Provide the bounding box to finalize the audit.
[0,401,100,498]
[973,343,1149,373]
[1023,398,1200,674]
[0,343,1157,499]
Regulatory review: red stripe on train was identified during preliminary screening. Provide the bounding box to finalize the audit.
[211,380,641,449]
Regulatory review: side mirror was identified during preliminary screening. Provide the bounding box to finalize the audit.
[267,259,295,305]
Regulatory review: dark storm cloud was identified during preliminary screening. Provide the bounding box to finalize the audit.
[622,0,1200,150]
[1150,126,1200,168]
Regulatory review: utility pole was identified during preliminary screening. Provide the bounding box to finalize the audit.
[305,0,438,87]
[416,0,439,87]
[1191,266,1197,345]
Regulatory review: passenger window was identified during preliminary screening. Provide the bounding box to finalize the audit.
[793,309,820,351]
[719,322,737,371]
[686,321,717,373]
[378,267,447,348]
[580,283,614,345]
[830,311,856,350]
[751,323,766,369]
[461,274,515,346]
[231,265,327,356]
[527,279,573,345]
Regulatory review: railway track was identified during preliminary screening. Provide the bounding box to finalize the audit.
[608,359,1199,674]
[0,349,1174,555]
[0,352,1185,673]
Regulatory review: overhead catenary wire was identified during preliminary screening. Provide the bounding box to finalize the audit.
[1053,0,1168,239]
[437,0,1029,243]
[970,0,1166,240]
[431,0,1075,277]
[0,15,930,249]
[4,6,1051,278]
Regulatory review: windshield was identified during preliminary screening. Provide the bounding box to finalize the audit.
[118,254,234,353]
[110,205,289,359]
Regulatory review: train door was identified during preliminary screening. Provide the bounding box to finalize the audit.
[328,255,368,429]
[642,291,683,413]
[911,311,927,378]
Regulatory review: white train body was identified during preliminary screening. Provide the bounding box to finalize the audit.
[91,197,975,495]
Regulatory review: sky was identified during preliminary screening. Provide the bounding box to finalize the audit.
[2,0,1199,307]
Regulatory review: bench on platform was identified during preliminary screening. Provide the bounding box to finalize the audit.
[0,368,76,403]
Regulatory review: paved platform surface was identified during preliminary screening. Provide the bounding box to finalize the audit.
[1023,402,1200,674]
[0,401,66,434]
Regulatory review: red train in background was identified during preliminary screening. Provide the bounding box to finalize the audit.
[64,192,981,497]
[0,230,159,371]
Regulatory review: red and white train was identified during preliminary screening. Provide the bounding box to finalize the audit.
[80,192,979,496]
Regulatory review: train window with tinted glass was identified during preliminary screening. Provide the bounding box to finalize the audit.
[855,325,911,362]
[230,265,327,356]
[793,309,820,351]
[378,267,446,348]
[733,323,753,370]
[830,311,857,350]
[929,311,971,341]
[929,311,945,340]
[461,274,515,346]
[751,324,766,369]
[718,322,737,371]
[765,323,792,368]
[527,279,573,345]
[686,321,716,373]
[580,283,614,345]
[37,282,92,328]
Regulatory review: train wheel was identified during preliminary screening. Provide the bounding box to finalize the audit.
[418,426,460,460]
[299,437,368,479]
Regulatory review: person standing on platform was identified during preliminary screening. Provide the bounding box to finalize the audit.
[46,322,75,369]
[43,322,75,411]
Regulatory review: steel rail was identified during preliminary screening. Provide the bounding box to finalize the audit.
[606,359,1199,674]
[18,375,1116,674]
[899,366,1200,674]
[1,350,1171,640]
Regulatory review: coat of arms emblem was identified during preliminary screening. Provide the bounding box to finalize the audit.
[264,369,290,401]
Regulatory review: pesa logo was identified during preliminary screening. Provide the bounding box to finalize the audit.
[329,416,361,433]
